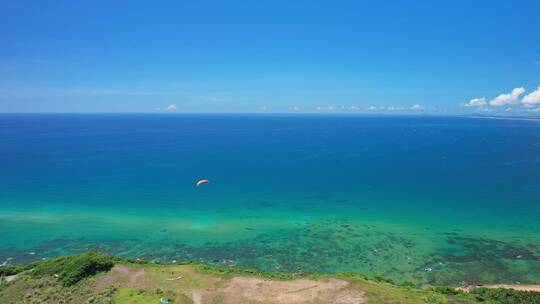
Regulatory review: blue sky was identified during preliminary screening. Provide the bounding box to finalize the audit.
[1,1,539,114]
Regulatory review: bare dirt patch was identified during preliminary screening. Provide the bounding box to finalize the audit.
[4,274,18,283]
[192,290,203,304]
[220,277,364,304]
[95,264,146,290]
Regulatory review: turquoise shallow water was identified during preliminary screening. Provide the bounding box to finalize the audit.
[1,114,539,284]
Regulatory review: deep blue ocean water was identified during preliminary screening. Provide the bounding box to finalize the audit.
[1,114,539,284]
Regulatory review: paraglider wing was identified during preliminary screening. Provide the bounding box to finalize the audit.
[196,179,209,187]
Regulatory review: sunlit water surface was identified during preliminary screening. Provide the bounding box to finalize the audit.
[1,114,539,284]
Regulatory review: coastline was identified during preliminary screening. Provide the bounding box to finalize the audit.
[2,252,540,304]
[1,209,539,287]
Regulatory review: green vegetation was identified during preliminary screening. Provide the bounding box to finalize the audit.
[112,288,157,304]
[335,272,369,282]
[0,263,35,276]
[193,263,295,280]
[470,288,540,304]
[32,250,114,286]
[399,280,418,288]
[0,275,111,303]
[433,286,462,296]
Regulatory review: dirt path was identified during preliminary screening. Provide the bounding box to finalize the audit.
[192,290,203,304]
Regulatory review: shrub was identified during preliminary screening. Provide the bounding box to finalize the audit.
[399,280,416,288]
[433,286,460,295]
[471,287,540,304]
[194,264,294,280]
[336,272,368,282]
[373,275,395,284]
[425,293,447,304]
[33,251,114,286]
[0,263,35,276]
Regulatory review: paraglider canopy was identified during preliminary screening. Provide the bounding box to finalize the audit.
[196,179,209,187]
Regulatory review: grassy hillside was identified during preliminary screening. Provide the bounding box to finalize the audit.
[1,251,539,304]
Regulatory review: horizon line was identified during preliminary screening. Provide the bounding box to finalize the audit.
[1,111,539,119]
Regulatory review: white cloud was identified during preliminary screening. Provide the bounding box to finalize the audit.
[158,104,177,111]
[489,87,525,106]
[291,106,300,111]
[522,86,540,105]
[526,107,540,112]
[463,97,486,107]
[505,107,513,112]
[349,105,360,111]
[367,105,377,111]
[387,106,404,111]
[410,104,425,110]
[316,106,335,111]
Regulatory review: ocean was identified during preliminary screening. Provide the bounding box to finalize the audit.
[1,113,539,285]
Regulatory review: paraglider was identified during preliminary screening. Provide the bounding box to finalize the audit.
[196,179,209,187]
